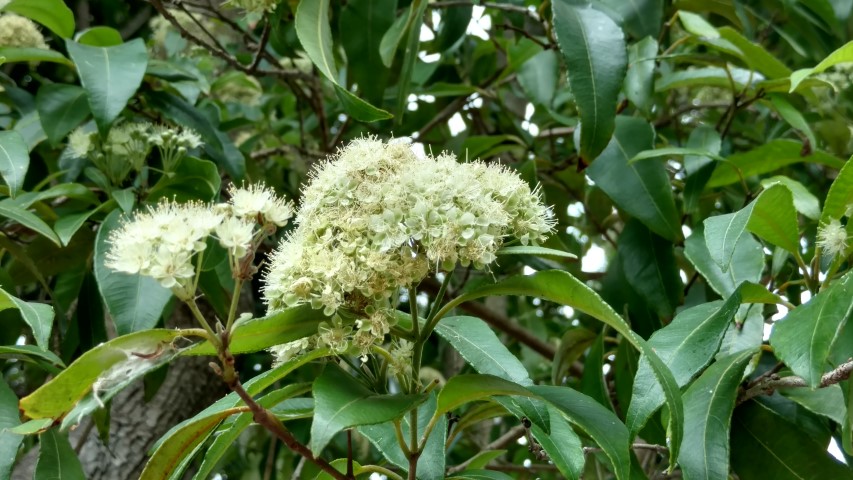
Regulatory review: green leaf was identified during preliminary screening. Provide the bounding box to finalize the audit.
[678,11,720,38]
[434,269,683,464]
[295,0,391,122]
[717,26,791,79]
[339,0,394,105]
[760,176,821,220]
[495,245,577,260]
[789,40,853,91]
[821,159,853,224]
[518,49,560,107]
[3,0,74,38]
[379,7,411,68]
[140,407,245,480]
[625,37,658,114]
[707,139,844,188]
[678,349,755,480]
[684,126,723,213]
[0,379,23,479]
[530,407,584,479]
[19,329,188,420]
[731,401,853,479]
[394,0,428,123]
[54,210,97,247]
[186,304,327,356]
[587,117,681,241]
[75,26,123,47]
[34,430,86,480]
[770,271,853,388]
[436,374,533,417]
[618,219,682,318]
[597,0,663,39]
[448,471,515,480]
[0,344,65,372]
[435,316,532,385]
[8,418,52,435]
[684,225,764,297]
[0,287,54,350]
[552,1,627,162]
[769,95,817,148]
[36,84,91,146]
[0,47,72,65]
[630,146,726,164]
[533,385,631,480]
[0,202,61,246]
[94,210,172,335]
[782,385,846,425]
[65,39,149,135]
[147,157,221,203]
[310,365,427,453]
[0,130,28,198]
[656,66,759,92]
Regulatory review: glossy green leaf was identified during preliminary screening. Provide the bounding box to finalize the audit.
[678,349,755,480]
[770,271,853,388]
[618,219,682,318]
[0,130,29,198]
[625,37,658,114]
[533,385,631,480]
[435,269,684,464]
[495,245,577,260]
[587,117,681,241]
[0,288,53,350]
[731,401,853,479]
[769,95,817,149]
[19,329,187,420]
[707,140,844,188]
[630,146,726,164]
[187,304,327,356]
[8,418,52,435]
[518,49,559,107]
[0,47,72,65]
[310,365,427,453]
[3,0,74,38]
[0,379,23,479]
[448,471,514,480]
[0,202,61,246]
[65,39,149,135]
[597,0,663,39]
[436,374,533,417]
[295,0,391,122]
[147,157,220,202]
[339,0,394,105]
[553,1,627,162]
[94,210,172,335]
[140,407,244,480]
[552,327,596,384]
[782,385,846,425]
[760,176,821,220]
[394,0,428,123]
[0,344,64,372]
[379,6,412,67]
[821,159,853,224]
[76,26,123,47]
[35,84,90,146]
[34,430,86,480]
[717,26,791,79]
[684,226,764,297]
[579,329,610,408]
[530,407,584,479]
[790,40,853,91]
[54,210,97,247]
[683,126,723,213]
[678,11,719,38]
[435,316,531,385]
[656,66,759,92]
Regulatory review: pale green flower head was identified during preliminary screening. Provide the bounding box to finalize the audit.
[817,218,849,259]
[224,0,279,15]
[0,14,48,49]
[262,136,555,317]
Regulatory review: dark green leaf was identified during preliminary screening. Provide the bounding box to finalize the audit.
[731,401,853,479]
[707,140,844,188]
[821,159,853,224]
[76,26,123,47]
[54,210,97,247]
[65,39,149,135]
[0,287,54,350]
[36,84,90,146]
[34,430,85,480]
[533,385,631,480]
[0,379,23,479]
[3,0,74,38]
[94,210,172,335]
[553,1,627,162]
[684,225,764,297]
[530,407,585,479]
[518,49,559,107]
[379,7,411,67]
[587,117,681,241]
[0,47,72,65]
[394,0,428,123]
[770,271,853,388]
[782,385,846,425]
[0,344,65,372]
[148,157,221,203]
[597,0,663,39]
[625,37,657,114]
[310,365,427,453]
[0,130,29,198]
[0,202,61,246]
[436,374,533,417]
[717,26,791,79]
[770,95,817,149]
[678,349,755,480]
[339,0,394,105]
[618,219,682,318]
[760,176,820,220]
[448,471,514,480]
[435,316,532,385]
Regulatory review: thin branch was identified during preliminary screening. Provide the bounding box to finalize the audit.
[430,1,541,23]
[738,359,853,405]
[250,145,325,161]
[584,443,669,456]
[250,18,272,72]
[446,424,527,474]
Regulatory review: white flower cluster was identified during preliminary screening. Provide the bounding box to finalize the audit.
[817,218,850,259]
[263,137,554,317]
[0,14,48,49]
[105,183,293,299]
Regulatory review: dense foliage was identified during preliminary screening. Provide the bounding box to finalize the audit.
[1,0,853,479]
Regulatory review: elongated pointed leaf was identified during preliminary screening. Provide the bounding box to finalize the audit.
[769,95,817,149]
[295,0,391,121]
[530,407,584,479]
[821,159,853,224]
[0,47,72,65]
[0,288,54,350]
[553,1,627,162]
[435,316,532,385]
[435,269,684,464]
[717,27,791,79]
[618,220,682,318]
[707,140,844,187]
[339,0,394,105]
[0,202,61,246]
[34,430,85,480]
[684,226,764,297]
[760,176,821,220]
[436,374,533,418]
[66,39,148,135]
[36,84,90,145]
[0,379,23,479]
[533,385,631,480]
[625,37,658,114]
[731,401,853,479]
[596,0,662,39]
[586,117,681,240]
[19,329,188,420]
[770,271,853,387]
[496,245,577,260]
[310,365,427,453]
[790,40,853,91]
[3,0,75,38]
[678,349,755,480]
[94,210,172,335]
[0,130,28,198]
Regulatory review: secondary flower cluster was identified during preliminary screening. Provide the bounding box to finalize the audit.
[262,137,554,318]
[105,184,293,299]
[0,13,48,49]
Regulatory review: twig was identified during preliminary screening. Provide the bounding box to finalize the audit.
[250,18,272,72]
[250,145,325,161]
[446,424,527,474]
[584,443,669,455]
[737,359,853,405]
[430,1,541,23]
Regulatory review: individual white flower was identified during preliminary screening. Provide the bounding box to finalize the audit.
[215,215,255,258]
[227,183,294,226]
[269,337,312,366]
[388,339,414,378]
[0,14,48,49]
[148,249,195,289]
[68,127,94,159]
[817,219,849,258]
[317,319,351,354]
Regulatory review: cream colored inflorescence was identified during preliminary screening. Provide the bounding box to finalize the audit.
[263,136,555,317]
[0,13,48,49]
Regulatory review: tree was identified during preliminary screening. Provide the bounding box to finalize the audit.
[0,0,852,479]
